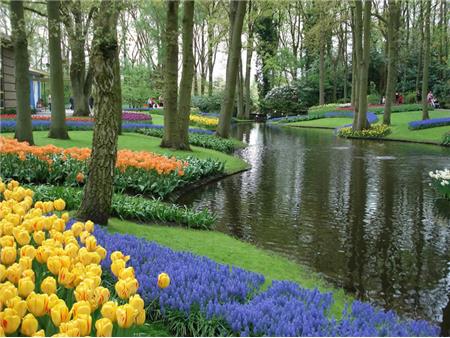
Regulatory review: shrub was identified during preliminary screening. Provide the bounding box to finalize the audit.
[191,93,223,113]
[404,91,417,104]
[261,86,306,117]
[337,124,391,138]
[136,129,236,153]
[370,103,431,114]
[31,185,216,229]
[408,117,450,130]
[442,131,450,146]
[367,94,381,104]
[429,169,450,199]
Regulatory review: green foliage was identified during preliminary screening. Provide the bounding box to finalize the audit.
[0,153,224,198]
[337,124,391,138]
[367,94,380,105]
[122,63,158,108]
[191,93,223,113]
[371,104,432,114]
[442,131,450,146]
[136,128,236,153]
[31,185,216,229]
[261,86,306,117]
[404,92,417,104]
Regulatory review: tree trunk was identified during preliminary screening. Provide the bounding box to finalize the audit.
[319,37,325,105]
[77,0,122,225]
[70,39,91,116]
[421,0,431,120]
[236,58,245,119]
[207,21,214,97]
[47,0,69,139]
[243,9,253,120]
[10,0,34,145]
[161,1,180,148]
[415,1,424,95]
[177,0,195,150]
[383,0,401,126]
[217,0,246,138]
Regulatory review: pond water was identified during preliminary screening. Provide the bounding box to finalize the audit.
[178,123,450,323]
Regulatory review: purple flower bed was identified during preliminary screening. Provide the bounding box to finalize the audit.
[198,112,220,118]
[0,120,214,135]
[408,117,450,130]
[80,221,438,337]
[122,112,152,121]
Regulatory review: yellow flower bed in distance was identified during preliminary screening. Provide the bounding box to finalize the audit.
[189,115,219,128]
[0,178,169,336]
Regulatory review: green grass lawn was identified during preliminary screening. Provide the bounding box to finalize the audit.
[149,114,164,125]
[287,110,450,144]
[107,218,350,318]
[2,131,249,174]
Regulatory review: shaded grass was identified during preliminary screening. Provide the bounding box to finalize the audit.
[2,131,249,174]
[287,117,353,128]
[107,218,350,318]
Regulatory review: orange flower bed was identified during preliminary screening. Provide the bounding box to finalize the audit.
[0,137,185,176]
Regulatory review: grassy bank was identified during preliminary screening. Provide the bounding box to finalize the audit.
[107,218,350,318]
[3,131,249,174]
[286,110,450,144]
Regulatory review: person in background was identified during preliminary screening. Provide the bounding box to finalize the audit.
[398,93,404,104]
[88,96,94,117]
[48,94,52,112]
[427,91,434,105]
[147,97,154,109]
[395,92,399,104]
[416,90,421,103]
[158,95,164,108]
[69,97,74,110]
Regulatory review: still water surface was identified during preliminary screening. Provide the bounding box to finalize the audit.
[178,123,450,322]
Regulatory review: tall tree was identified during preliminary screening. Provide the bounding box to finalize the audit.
[60,1,95,116]
[10,0,34,144]
[383,0,401,126]
[242,0,254,119]
[160,0,179,148]
[77,0,122,224]
[47,0,69,139]
[421,0,431,120]
[177,0,195,150]
[217,0,247,138]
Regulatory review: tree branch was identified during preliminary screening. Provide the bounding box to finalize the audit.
[371,12,386,24]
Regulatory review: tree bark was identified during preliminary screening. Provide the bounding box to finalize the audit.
[421,0,431,120]
[383,0,401,126]
[47,0,69,139]
[10,0,34,145]
[236,58,245,119]
[319,35,325,105]
[207,21,214,97]
[177,0,195,150]
[77,0,122,225]
[161,1,180,148]
[217,0,246,138]
[415,0,424,95]
[70,40,91,116]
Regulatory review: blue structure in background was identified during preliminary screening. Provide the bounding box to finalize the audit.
[28,69,48,110]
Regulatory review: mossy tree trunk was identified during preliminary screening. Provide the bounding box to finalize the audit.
[161,0,180,149]
[10,0,34,145]
[383,0,401,126]
[243,2,254,120]
[47,0,69,139]
[77,0,122,225]
[177,0,195,150]
[217,0,247,138]
[421,0,431,120]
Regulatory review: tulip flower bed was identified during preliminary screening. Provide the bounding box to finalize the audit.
[92,222,439,337]
[0,179,163,336]
[31,185,216,229]
[429,168,450,198]
[0,112,151,122]
[189,115,219,129]
[136,128,236,153]
[0,137,224,198]
[337,124,391,138]
[408,117,450,130]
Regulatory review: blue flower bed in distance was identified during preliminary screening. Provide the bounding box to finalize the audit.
[0,119,213,135]
[408,117,450,130]
[82,221,438,337]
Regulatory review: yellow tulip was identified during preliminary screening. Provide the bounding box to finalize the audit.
[19,256,33,270]
[77,248,91,265]
[6,263,22,284]
[58,267,76,288]
[0,235,15,247]
[157,272,170,289]
[47,256,62,275]
[86,264,102,276]
[43,201,54,213]
[110,259,126,277]
[110,251,130,262]
[1,246,17,265]
[0,308,21,334]
[0,326,3,337]
[32,329,45,337]
[51,301,70,327]
[18,277,35,297]
[61,212,70,223]
[95,317,113,337]
[35,246,52,264]
[71,222,84,237]
[41,276,57,295]
[85,236,97,252]
[100,301,117,322]
[52,219,65,232]
[48,294,61,311]
[22,269,35,282]
[32,231,45,245]
[71,301,91,319]
[89,252,102,265]
[93,287,110,307]
[64,243,79,258]
[115,277,139,299]
[95,246,106,260]
[119,266,135,279]
[0,282,18,303]
[73,314,92,336]
[136,309,146,325]
[0,264,6,282]
[79,231,90,244]
[19,245,36,259]
[7,296,27,317]
[116,304,138,328]
[20,313,38,336]
[26,292,49,317]
[74,284,94,303]
[59,321,80,337]
[14,230,31,246]
[1,221,14,236]
[129,294,145,312]
[84,220,94,233]
[53,199,66,211]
